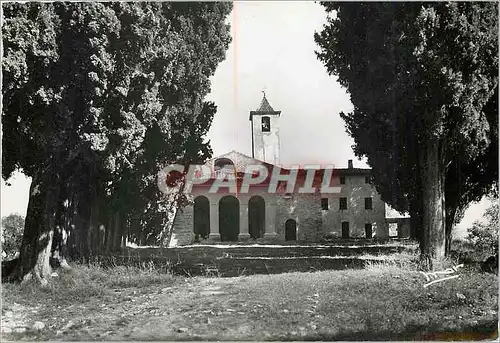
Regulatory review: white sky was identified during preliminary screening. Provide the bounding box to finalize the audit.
[0,1,491,237]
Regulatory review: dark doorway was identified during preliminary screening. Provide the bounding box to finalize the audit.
[285,219,297,241]
[194,196,210,239]
[341,221,350,238]
[248,196,265,239]
[365,223,373,239]
[219,196,239,241]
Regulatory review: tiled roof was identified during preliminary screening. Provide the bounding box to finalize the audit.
[256,95,275,112]
[249,94,281,120]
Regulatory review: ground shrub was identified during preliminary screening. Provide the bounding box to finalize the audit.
[1,214,24,259]
[466,199,498,261]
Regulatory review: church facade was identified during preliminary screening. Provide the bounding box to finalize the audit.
[169,95,392,246]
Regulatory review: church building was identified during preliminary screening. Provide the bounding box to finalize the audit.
[169,95,396,246]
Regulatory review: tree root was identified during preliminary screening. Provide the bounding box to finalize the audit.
[418,254,433,271]
[2,256,72,283]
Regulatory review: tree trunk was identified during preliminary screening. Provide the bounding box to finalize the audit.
[164,192,180,247]
[11,166,59,284]
[121,217,129,249]
[88,195,101,258]
[409,127,424,247]
[111,211,122,251]
[444,165,461,257]
[105,216,114,253]
[76,187,91,261]
[420,137,446,270]
[409,193,422,234]
[409,162,424,252]
[445,208,456,256]
[97,200,108,253]
[51,184,71,269]
[66,188,78,258]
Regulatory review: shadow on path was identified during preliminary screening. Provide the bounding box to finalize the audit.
[280,319,498,341]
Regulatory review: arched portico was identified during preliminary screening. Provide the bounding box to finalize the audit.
[219,195,240,241]
[248,196,265,239]
[193,196,210,239]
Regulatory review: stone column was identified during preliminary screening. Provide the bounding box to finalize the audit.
[239,199,250,240]
[209,202,219,240]
[264,202,277,238]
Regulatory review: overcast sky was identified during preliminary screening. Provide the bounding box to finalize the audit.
[1,1,491,237]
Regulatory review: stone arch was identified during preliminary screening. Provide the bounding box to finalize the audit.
[214,158,236,180]
[219,195,239,242]
[285,219,297,241]
[193,196,210,240]
[248,195,265,239]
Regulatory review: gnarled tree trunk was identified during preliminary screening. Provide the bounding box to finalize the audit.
[420,136,446,270]
[51,183,72,269]
[11,165,60,284]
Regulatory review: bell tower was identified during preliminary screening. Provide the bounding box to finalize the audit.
[249,92,281,165]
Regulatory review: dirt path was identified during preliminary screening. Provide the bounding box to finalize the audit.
[81,278,257,341]
[3,277,272,341]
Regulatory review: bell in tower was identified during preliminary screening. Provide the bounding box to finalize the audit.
[249,92,281,165]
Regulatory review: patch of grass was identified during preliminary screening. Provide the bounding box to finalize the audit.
[3,262,178,308]
[362,250,419,273]
[2,248,497,341]
[230,268,497,340]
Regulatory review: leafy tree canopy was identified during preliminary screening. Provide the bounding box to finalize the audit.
[2,2,232,280]
[315,2,498,264]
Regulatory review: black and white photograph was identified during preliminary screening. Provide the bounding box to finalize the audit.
[1,1,498,341]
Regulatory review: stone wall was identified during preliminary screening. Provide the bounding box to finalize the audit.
[170,175,388,246]
[275,193,323,241]
[321,175,387,238]
[169,197,195,247]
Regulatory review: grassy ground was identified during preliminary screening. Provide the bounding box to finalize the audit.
[2,259,497,341]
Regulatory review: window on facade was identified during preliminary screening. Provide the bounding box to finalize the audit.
[339,197,347,210]
[389,223,398,237]
[214,158,235,179]
[365,197,373,210]
[340,176,346,185]
[321,198,329,210]
[214,158,234,170]
[261,116,271,132]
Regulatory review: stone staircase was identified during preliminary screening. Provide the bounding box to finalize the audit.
[108,240,417,277]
